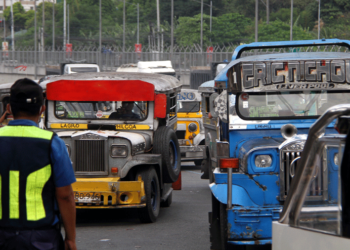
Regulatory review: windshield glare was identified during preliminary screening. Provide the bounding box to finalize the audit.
[236,91,350,119]
[177,102,200,113]
[55,101,148,121]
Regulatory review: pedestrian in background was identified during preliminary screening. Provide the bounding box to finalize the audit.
[0,78,77,250]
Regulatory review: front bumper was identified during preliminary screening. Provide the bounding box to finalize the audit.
[227,206,282,245]
[179,143,205,161]
[72,177,146,209]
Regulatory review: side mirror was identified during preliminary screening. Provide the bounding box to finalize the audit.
[154,94,167,118]
[209,93,219,118]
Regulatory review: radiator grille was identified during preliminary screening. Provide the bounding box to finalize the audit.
[281,150,324,200]
[75,140,105,172]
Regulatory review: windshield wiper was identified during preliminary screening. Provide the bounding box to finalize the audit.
[186,103,199,114]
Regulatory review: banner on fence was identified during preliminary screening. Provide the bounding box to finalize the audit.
[207,46,213,62]
[66,43,73,57]
[2,42,8,57]
[135,44,142,53]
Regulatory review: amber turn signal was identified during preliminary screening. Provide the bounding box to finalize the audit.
[111,167,118,174]
[220,158,239,169]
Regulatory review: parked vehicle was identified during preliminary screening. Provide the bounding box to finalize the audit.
[45,62,100,76]
[273,104,350,249]
[207,39,350,249]
[117,60,176,77]
[176,89,205,166]
[13,72,181,223]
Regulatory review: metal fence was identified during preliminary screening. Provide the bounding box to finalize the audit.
[0,44,348,73]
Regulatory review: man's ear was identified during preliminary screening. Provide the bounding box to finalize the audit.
[6,104,12,114]
[39,105,46,115]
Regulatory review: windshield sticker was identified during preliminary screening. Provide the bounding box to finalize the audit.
[249,106,279,118]
[50,123,88,129]
[96,110,103,118]
[243,101,248,108]
[67,111,85,118]
[115,124,150,130]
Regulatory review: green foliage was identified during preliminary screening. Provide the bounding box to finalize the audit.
[256,19,314,42]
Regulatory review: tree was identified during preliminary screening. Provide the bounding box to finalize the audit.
[4,2,27,31]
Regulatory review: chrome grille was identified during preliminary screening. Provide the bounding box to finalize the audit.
[75,140,105,172]
[280,150,324,200]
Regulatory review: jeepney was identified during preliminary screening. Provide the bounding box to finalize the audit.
[273,104,350,249]
[0,73,182,223]
[206,39,350,249]
[176,89,205,166]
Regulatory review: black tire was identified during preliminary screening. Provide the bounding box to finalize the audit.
[194,159,203,166]
[136,167,160,223]
[160,192,172,207]
[210,194,221,250]
[153,126,181,183]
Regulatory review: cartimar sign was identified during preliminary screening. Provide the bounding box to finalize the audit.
[240,59,350,90]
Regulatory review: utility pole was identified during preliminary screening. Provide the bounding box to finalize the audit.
[10,0,14,50]
[137,3,139,44]
[318,0,321,39]
[200,0,204,50]
[266,0,269,24]
[171,0,173,53]
[156,0,160,52]
[99,0,101,65]
[34,0,37,79]
[52,2,55,51]
[68,4,70,44]
[63,0,66,47]
[290,0,293,41]
[255,0,258,42]
[210,1,212,41]
[42,0,45,50]
[123,0,125,51]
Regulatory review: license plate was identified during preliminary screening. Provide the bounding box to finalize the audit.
[74,192,101,203]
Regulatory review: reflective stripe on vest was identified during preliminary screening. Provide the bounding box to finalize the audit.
[0,125,54,225]
[0,126,53,140]
[26,165,51,221]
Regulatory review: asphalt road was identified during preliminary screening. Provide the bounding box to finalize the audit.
[74,162,212,250]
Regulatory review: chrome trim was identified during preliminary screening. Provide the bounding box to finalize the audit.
[279,104,350,226]
[281,124,298,139]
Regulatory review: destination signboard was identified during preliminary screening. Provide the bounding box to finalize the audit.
[235,59,350,91]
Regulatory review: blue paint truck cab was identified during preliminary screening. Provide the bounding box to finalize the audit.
[205,39,350,249]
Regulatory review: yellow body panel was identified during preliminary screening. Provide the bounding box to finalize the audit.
[72,176,146,208]
[177,112,202,118]
[177,120,201,145]
[50,123,88,129]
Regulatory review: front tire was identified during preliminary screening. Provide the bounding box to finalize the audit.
[153,126,181,183]
[136,167,160,223]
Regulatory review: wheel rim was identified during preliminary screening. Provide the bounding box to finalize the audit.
[151,177,158,211]
[169,140,178,170]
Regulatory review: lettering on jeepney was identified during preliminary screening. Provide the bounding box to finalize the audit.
[241,59,350,89]
[116,124,137,129]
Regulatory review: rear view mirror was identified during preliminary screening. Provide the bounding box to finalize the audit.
[154,94,167,118]
[209,93,219,118]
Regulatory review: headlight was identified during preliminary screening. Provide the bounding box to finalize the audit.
[65,144,71,157]
[110,145,128,158]
[255,155,272,168]
[188,123,197,132]
[334,153,339,166]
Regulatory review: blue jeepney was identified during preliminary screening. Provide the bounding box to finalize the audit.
[206,39,350,249]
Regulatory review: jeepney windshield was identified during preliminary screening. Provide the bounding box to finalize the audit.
[236,91,350,120]
[177,101,200,113]
[54,101,148,121]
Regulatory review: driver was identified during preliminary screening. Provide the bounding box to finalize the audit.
[109,101,140,119]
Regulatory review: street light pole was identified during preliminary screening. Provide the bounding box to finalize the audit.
[200,0,203,51]
[10,0,14,50]
[290,0,293,41]
[123,0,125,52]
[255,0,258,42]
[267,0,269,24]
[63,0,66,47]
[210,1,212,43]
[52,2,55,51]
[42,0,45,51]
[156,0,160,52]
[171,0,173,53]
[67,4,69,44]
[318,0,321,39]
[137,3,139,44]
[34,0,37,79]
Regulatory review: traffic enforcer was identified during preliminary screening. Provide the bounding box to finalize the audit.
[205,39,350,248]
